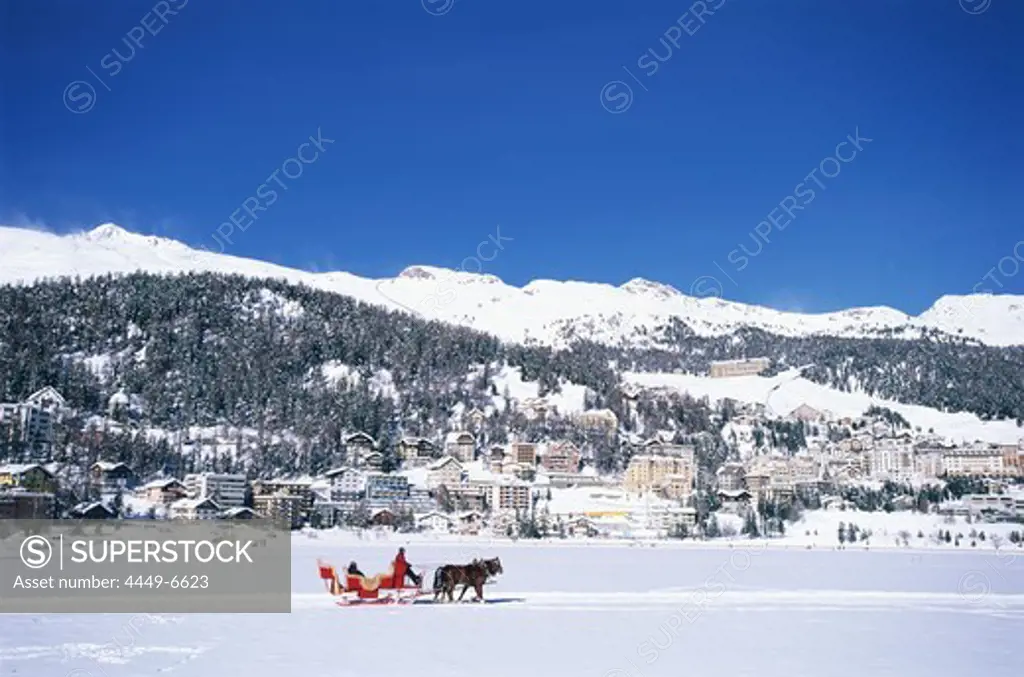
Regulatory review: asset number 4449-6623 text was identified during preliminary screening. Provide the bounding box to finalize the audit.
[125,575,209,589]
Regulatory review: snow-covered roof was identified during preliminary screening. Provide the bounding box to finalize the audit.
[92,461,130,472]
[444,431,475,444]
[345,431,377,445]
[71,501,115,516]
[26,386,65,407]
[428,455,461,471]
[262,476,314,487]
[716,462,746,475]
[710,357,770,366]
[416,510,454,522]
[141,477,185,489]
[1,487,53,497]
[0,463,48,475]
[171,497,221,510]
[545,441,580,455]
[628,454,684,463]
[718,488,752,498]
[222,507,258,518]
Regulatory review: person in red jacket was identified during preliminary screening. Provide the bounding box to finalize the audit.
[394,547,421,587]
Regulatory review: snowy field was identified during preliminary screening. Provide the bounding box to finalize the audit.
[3,531,1023,677]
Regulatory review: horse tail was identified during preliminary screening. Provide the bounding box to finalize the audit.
[432,566,445,592]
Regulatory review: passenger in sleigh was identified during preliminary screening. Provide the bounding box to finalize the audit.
[346,560,388,591]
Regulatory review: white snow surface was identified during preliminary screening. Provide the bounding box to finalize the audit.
[625,368,1024,444]
[5,529,1023,677]
[2,224,1022,347]
[484,364,588,415]
[316,362,396,396]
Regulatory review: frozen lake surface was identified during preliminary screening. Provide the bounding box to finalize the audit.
[3,534,1023,677]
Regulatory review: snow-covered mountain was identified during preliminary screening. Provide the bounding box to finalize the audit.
[2,223,1022,347]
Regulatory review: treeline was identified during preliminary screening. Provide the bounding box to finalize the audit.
[0,273,725,475]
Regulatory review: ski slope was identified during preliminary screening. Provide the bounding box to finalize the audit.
[4,532,1023,677]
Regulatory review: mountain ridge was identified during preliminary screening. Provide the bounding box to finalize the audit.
[2,223,1021,348]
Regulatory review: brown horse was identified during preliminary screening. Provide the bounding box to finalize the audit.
[432,557,503,602]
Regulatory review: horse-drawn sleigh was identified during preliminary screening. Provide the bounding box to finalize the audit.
[316,550,504,606]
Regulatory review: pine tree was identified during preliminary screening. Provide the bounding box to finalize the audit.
[742,511,759,538]
[705,513,721,538]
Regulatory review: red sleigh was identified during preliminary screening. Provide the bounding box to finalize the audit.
[317,558,426,606]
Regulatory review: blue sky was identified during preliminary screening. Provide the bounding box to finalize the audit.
[2,0,1022,314]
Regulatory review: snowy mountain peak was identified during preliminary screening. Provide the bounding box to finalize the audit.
[397,265,502,285]
[919,294,1024,343]
[398,265,440,280]
[621,277,682,300]
[75,223,183,251]
[925,293,1024,317]
[81,223,133,240]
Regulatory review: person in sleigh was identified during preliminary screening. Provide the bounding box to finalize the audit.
[393,547,422,587]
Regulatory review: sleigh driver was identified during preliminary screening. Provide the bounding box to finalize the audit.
[394,547,422,587]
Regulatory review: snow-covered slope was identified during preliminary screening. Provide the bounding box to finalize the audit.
[2,224,1022,347]
[624,369,1024,444]
[918,294,1024,347]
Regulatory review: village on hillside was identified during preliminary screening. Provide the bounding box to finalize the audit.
[2,359,1024,545]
